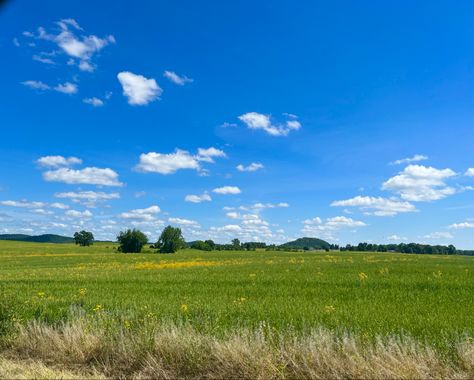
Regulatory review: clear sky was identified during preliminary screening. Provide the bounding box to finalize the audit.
[1,0,474,247]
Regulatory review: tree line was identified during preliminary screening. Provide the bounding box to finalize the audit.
[340,242,457,255]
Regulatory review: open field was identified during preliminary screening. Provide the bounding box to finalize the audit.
[0,240,473,378]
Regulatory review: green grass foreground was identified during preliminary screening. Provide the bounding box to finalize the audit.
[1,240,473,347]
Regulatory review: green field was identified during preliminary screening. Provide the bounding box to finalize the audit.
[1,240,473,350]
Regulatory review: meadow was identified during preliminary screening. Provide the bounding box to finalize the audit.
[0,240,473,378]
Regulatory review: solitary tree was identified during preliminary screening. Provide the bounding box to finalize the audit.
[117,229,148,253]
[232,238,241,249]
[73,230,94,246]
[156,225,185,253]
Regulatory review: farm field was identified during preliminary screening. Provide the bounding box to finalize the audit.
[0,240,473,378]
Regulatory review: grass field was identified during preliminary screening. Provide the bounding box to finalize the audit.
[0,240,473,378]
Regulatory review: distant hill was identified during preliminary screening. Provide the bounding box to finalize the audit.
[0,234,74,243]
[279,237,331,250]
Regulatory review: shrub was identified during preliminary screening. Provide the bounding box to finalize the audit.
[117,229,148,253]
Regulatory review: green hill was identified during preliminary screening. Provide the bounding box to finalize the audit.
[0,234,74,244]
[279,237,331,250]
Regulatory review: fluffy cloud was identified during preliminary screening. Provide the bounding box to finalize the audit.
[21,80,50,90]
[212,186,241,195]
[0,200,46,208]
[465,168,474,177]
[423,232,453,239]
[55,191,120,206]
[119,205,160,221]
[136,150,199,174]
[83,97,104,107]
[238,112,301,136]
[237,162,264,172]
[331,196,416,216]
[65,209,93,218]
[117,71,162,105]
[226,212,240,219]
[36,155,82,168]
[43,167,122,186]
[24,19,115,72]
[54,82,78,94]
[136,147,225,175]
[390,154,428,165]
[163,70,193,85]
[196,147,226,163]
[387,234,407,241]
[184,193,212,203]
[168,217,199,226]
[302,216,366,232]
[382,165,456,202]
[448,222,474,229]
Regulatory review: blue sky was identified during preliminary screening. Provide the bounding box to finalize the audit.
[1,0,474,247]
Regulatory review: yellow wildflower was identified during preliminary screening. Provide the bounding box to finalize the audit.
[78,288,87,296]
[324,305,336,314]
[37,292,45,298]
[124,320,132,329]
[180,304,188,313]
[93,304,102,312]
[358,272,368,281]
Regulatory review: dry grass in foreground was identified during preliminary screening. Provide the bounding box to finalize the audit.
[0,319,472,379]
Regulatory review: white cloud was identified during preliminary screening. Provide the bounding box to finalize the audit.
[331,195,416,216]
[21,80,50,90]
[32,54,55,65]
[65,209,93,218]
[43,167,122,186]
[423,232,453,239]
[390,154,428,165]
[238,112,301,136]
[184,193,212,203]
[0,200,46,208]
[28,19,115,71]
[119,205,160,221]
[136,150,199,174]
[49,202,70,210]
[169,217,199,226]
[302,216,366,232]
[163,70,193,85]
[117,71,162,105]
[382,165,456,202]
[55,191,120,204]
[83,97,104,107]
[248,202,289,210]
[226,212,240,219]
[54,82,78,94]
[212,186,241,195]
[196,147,226,163]
[387,234,407,241]
[36,155,82,168]
[448,222,474,229]
[465,168,474,177]
[237,162,264,172]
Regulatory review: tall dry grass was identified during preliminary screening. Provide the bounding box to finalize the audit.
[0,318,472,379]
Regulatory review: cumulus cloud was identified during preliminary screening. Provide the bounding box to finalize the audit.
[212,186,241,195]
[136,150,199,174]
[0,200,46,208]
[390,154,428,165]
[36,155,82,168]
[331,195,416,216]
[136,148,225,175]
[387,234,407,241]
[21,80,50,90]
[382,165,456,202]
[465,168,474,177]
[196,147,226,163]
[83,97,104,107]
[65,209,93,218]
[237,162,264,172]
[54,82,78,94]
[55,191,119,207]
[23,19,115,72]
[43,167,122,186]
[226,212,240,219]
[169,217,199,226]
[302,216,366,232]
[184,193,212,203]
[117,71,162,105]
[238,112,301,136]
[119,205,160,221]
[163,70,193,85]
[423,232,453,239]
[448,222,474,229]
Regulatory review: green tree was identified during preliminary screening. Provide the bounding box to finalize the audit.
[117,229,148,253]
[231,238,241,249]
[157,225,185,253]
[73,230,94,246]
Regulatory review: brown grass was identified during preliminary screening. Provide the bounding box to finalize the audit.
[1,319,473,379]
